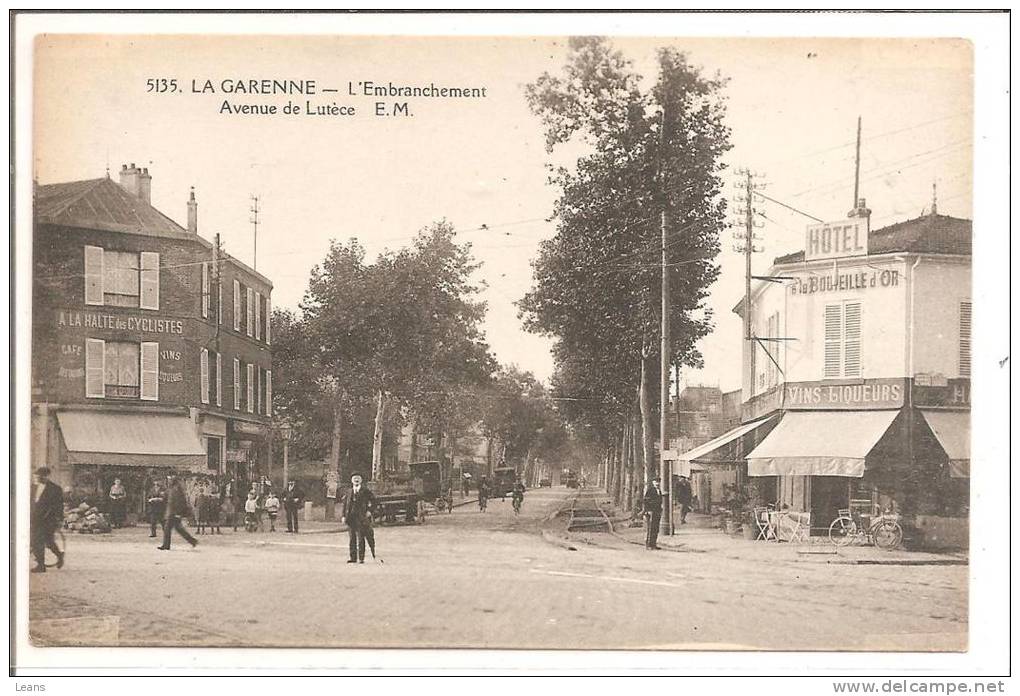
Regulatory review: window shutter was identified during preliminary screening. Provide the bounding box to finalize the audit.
[246,288,254,337]
[823,304,843,379]
[85,338,105,397]
[265,297,271,345]
[257,368,263,415]
[218,283,223,325]
[959,301,972,377]
[255,291,262,339]
[843,302,862,378]
[200,349,209,404]
[140,342,159,401]
[233,358,241,410]
[139,252,160,310]
[201,262,210,318]
[233,280,241,331]
[266,370,272,416]
[247,363,254,412]
[216,353,222,407]
[84,246,105,305]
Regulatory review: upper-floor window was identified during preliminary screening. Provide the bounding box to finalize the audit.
[84,245,159,309]
[959,301,972,377]
[824,301,862,379]
[85,338,158,400]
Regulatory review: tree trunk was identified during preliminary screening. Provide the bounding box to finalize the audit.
[616,423,628,505]
[639,350,656,490]
[409,417,419,465]
[371,389,386,479]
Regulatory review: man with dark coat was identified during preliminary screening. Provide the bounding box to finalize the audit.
[158,475,198,550]
[642,478,663,550]
[675,475,693,524]
[31,468,65,573]
[282,480,305,533]
[340,473,376,564]
[145,479,167,538]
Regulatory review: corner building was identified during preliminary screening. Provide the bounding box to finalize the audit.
[32,165,273,513]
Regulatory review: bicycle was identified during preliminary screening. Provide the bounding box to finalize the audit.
[828,505,903,550]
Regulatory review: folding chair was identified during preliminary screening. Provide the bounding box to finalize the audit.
[753,506,776,541]
[786,511,811,544]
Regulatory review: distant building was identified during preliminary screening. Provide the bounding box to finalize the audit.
[32,165,273,513]
[670,386,741,511]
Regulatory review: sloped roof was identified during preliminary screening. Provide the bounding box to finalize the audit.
[773,213,971,265]
[34,177,193,240]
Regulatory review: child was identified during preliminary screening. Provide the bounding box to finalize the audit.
[264,491,281,532]
[244,492,259,532]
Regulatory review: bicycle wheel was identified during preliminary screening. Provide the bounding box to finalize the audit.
[828,517,856,547]
[872,521,903,550]
[44,530,66,567]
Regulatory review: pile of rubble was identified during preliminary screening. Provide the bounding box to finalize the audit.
[63,503,112,534]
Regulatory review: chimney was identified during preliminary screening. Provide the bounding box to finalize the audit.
[118,162,151,203]
[187,187,198,234]
[847,197,872,220]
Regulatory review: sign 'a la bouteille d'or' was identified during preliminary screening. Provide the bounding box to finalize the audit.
[805,217,869,262]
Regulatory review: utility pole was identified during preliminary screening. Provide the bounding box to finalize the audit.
[853,116,862,210]
[658,105,673,537]
[249,195,260,271]
[733,169,765,399]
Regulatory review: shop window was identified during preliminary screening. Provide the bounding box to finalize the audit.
[207,437,222,472]
[824,301,862,379]
[84,246,160,309]
[959,301,971,377]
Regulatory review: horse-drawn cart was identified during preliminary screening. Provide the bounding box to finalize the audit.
[367,461,454,525]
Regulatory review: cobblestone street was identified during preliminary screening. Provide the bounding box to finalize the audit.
[29,487,967,651]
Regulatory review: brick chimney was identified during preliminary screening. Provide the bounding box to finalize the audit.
[118,163,152,204]
[847,197,872,220]
[187,187,198,234]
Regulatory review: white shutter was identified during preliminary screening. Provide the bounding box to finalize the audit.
[823,304,843,379]
[85,338,105,397]
[216,353,223,407]
[265,297,271,345]
[255,291,262,339]
[246,287,254,337]
[201,262,210,318]
[233,358,241,410]
[233,280,241,331]
[84,246,105,305]
[843,302,862,378]
[200,348,209,404]
[218,283,223,325]
[139,252,160,310]
[959,301,972,377]
[266,370,272,416]
[257,368,263,414]
[140,342,159,401]
[247,363,254,412]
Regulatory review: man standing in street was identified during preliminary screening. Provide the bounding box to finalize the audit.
[282,479,305,533]
[642,477,663,550]
[340,473,376,564]
[146,478,167,538]
[158,474,198,550]
[675,475,693,525]
[31,467,64,573]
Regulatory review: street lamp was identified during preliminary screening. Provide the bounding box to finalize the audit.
[279,421,293,488]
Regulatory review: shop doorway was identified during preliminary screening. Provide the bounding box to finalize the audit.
[810,476,849,533]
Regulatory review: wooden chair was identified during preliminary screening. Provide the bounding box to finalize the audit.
[753,506,776,541]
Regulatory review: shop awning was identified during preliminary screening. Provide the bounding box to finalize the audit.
[57,411,207,471]
[746,410,899,477]
[680,415,779,463]
[920,410,970,478]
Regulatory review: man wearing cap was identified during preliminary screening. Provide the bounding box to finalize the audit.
[30,467,65,573]
[340,473,376,564]
[642,477,663,550]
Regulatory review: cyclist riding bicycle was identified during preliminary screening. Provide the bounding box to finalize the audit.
[511,481,525,514]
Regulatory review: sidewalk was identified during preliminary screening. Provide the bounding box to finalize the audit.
[603,510,968,566]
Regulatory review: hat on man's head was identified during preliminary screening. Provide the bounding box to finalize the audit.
[35,467,51,477]
[351,472,364,480]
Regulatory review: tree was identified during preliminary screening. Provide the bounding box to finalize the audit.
[521,37,731,501]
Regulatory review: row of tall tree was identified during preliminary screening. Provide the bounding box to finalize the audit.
[271,222,572,485]
[519,38,732,510]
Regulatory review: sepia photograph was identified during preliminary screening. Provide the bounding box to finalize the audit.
[10,10,1010,680]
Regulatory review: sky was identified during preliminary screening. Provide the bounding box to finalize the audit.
[33,34,973,392]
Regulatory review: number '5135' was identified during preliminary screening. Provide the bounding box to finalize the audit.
[146,79,179,93]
